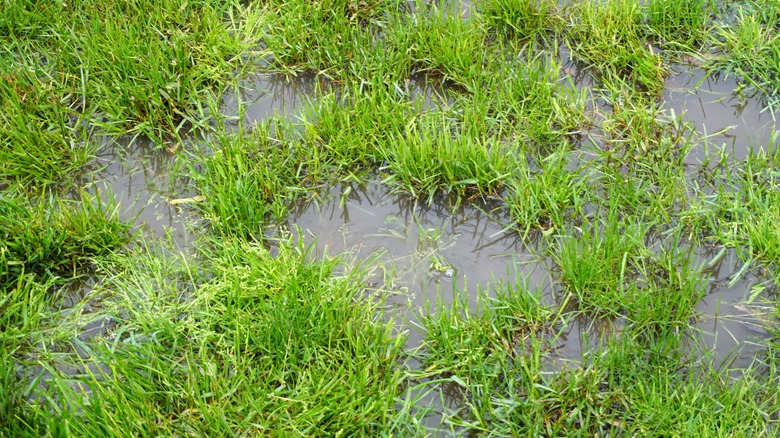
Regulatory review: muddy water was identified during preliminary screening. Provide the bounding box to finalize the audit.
[664,66,779,165]
[219,73,320,127]
[52,137,198,348]
[93,137,195,248]
[287,181,777,367]
[287,182,552,345]
[695,246,779,373]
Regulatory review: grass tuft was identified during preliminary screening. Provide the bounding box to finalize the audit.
[569,0,666,95]
[0,189,132,289]
[476,0,562,41]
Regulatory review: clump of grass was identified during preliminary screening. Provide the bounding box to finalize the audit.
[0,56,100,189]
[58,0,262,140]
[708,134,780,276]
[708,1,780,109]
[0,352,48,436]
[396,4,490,87]
[597,85,684,155]
[412,273,556,432]
[568,0,665,94]
[645,0,710,51]
[554,211,649,316]
[592,86,696,220]
[627,234,705,331]
[0,0,59,40]
[422,315,778,435]
[300,83,415,167]
[192,121,308,237]
[31,236,418,435]
[475,0,563,41]
[0,274,58,353]
[378,115,511,199]
[410,271,572,434]
[0,190,132,289]
[555,203,704,329]
[2,0,265,144]
[262,0,405,81]
[415,273,553,380]
[742,203,780,268]
[461,51,587,146]
[513,334,778,436]
[504,146,587,235]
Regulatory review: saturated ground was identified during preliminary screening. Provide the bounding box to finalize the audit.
[2,0,780,436]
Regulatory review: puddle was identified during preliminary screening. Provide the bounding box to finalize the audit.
[91,137,195,250]
[220,72,323,127]
[282,179,777,431]
[695,247,778,372]
[287,182,551,345]
[664,66,779,165]
[43,55,777,432]
[288,179,776,363]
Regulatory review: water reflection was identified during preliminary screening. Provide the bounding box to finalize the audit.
[664,66,779,164]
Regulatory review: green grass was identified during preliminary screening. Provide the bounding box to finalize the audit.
[475,0,562,42]
[706,133,780,279]
[378,114,511,199]
[590,86,697,221]
[554,210,650,317]
[400,5,491,87]
[504,145,586,235]
[262,0,404,82]
[415,272,554,379]
[0,189,132,289]
[300,83,414,169]
[191,121,306,237]
[1,0,264,143]
[461,51,586,146]
[568,0,666,95]
[4,0,780,434]
[0,54,100,189]
[416,289,777,435]
[645,0,711,51]
[708,0,780,108]
[11,236,421,436]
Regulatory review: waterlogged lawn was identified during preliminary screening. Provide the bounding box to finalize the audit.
[3,0,780,435]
